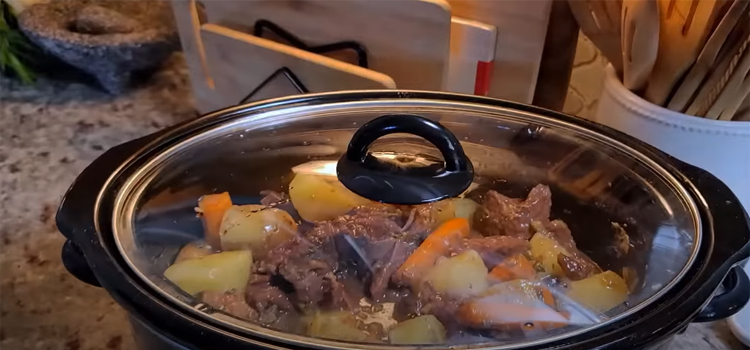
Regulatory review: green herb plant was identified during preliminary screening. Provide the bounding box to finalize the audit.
[0,0,37,83]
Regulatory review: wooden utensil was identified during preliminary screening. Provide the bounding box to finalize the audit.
[686,16,750,117]
[445,17,497,95]
[645,0,726,106]
[199,24,396,110]
[202,0,451,91]
[447,0,553,102]
[621,0,660,91]
[706,47,750,120]
[568,0,623,72]
[717,76,750,121]
[733,94,750,121]
[667,0,749,112]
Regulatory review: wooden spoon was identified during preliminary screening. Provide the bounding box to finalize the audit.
[621,0,660,91]
[568,0,623,72]
[667,0,749,112]
[644,0,726,106]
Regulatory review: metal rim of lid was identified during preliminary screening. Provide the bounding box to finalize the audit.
[108,92,703,350]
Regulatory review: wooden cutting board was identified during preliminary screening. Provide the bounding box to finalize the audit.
[445,17,497,95]
[199,24,396,110]
[201,0,451,92]
[171,0,218,112]
[447,0,552,103]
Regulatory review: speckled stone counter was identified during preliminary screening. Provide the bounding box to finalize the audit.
[0,54,196,350]
[0,53,747,350]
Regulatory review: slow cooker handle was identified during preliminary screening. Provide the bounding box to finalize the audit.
[337,114,474,204]
[61,240,102,287]
[56,133,160,287]
[674,159,750,322]
[694,265,750,322]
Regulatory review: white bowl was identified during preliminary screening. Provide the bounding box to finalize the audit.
[595,64,750,211]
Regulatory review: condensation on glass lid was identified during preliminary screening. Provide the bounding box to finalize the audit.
[157,158,655,346]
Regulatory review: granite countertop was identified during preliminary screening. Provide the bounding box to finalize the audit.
[0,54,746,350]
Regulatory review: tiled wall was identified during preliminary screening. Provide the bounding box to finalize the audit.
[562,34,607,120]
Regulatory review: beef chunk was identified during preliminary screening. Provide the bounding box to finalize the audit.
[473,184,553,240]
[542,220,576,251]
[246,274,295,312]
[329,273,366,311]
[394,283,462,332]
[201,290,257,320]
[277,259,332,305]
[260,238,338,305]
[538,220,600,280]
[458,236,530,268]
[262,205,419,307]
[558,254,591,280]
[370,239,416,301]
[245,274,300,331]
[333,235,416,302]
[306,206,405,244]
[400,202,452,240]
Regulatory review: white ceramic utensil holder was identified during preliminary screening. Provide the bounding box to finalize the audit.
[595,64,750,211]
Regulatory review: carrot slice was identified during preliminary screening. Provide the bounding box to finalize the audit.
[395,217,470,284]
[198,192,232,249]
[541,287,556,309]
[488,254,536,282]
[458,299,568,330]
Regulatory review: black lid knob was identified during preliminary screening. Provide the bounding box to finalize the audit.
[337,114,474,205]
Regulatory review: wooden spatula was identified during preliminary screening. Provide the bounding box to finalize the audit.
[667,0,749,112]
[568,0,623,72]
[645,0,726,106]
[621,0,660,91]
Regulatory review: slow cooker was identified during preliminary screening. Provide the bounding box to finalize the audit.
[56,91,750,350]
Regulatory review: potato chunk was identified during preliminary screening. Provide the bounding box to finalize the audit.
[219,205,297,252]
[289,174,370,221]
[453,198,479,220]
[164,251,252,295]
[307,311,370,342]
[424,250,488,297]
[389,315,446,344]
[413,198,479,230]
[529,233,570,276]
[567,270,629,313]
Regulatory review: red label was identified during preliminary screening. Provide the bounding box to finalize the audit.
[474,60,494,96]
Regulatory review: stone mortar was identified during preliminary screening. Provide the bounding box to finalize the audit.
[18,0,179,93]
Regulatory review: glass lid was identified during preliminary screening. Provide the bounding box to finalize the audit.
[112,94,701,349]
